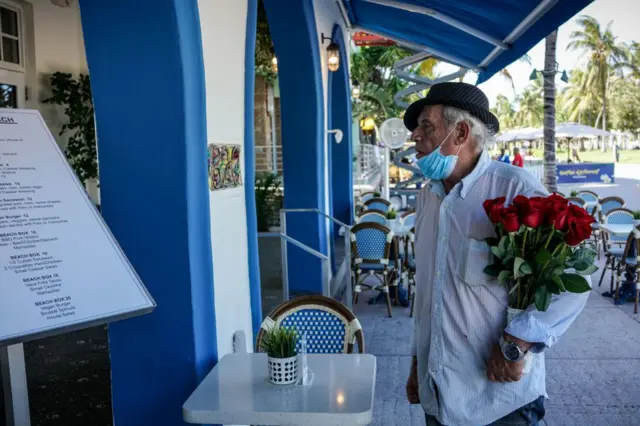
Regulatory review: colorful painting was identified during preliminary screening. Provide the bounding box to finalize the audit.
[208,144,242,191]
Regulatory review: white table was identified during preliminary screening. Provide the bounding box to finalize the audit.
[387,218,411,237]
[594,223,636,237]
[182,353,376,425]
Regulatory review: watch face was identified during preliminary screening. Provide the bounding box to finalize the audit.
[503,343,521,361]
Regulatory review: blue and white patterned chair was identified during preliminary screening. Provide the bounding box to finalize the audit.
[256,295,365,354]
[360,191,377,204]
[598,208,635,291]
[401,211,416,229]
[364,197,391,214]
[350,222,398,317]
[597,196,625,220]
[614,226,640,313]
[357,210,387,226]
[577,190,599,214]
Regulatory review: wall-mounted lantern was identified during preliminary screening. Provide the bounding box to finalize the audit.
[352,80,360,99]
[271,56,278,73]
[321,33,340,72]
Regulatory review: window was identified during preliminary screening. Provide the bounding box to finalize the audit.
[0,5,20,65]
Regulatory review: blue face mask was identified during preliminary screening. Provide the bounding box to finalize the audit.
[416,127,461,181]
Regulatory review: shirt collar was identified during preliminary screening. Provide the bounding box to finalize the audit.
[427,150,491,199]
[459,150,491,199]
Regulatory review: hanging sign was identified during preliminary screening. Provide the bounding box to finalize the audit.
[0,109,155,346]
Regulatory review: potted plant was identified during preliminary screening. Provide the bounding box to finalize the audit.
[373,191,381,197]
[387,209,397,220]
[570,190,579,197]
[633,210,640,225]
[260,326,298,385]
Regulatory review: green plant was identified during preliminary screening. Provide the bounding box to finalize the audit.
[387,209,397,220]
[633,211,640,220]
[373,191,381,197]
[570,190,579,197]
[255,172,282,232]
[260,326,298,358]
[43,72,97,182]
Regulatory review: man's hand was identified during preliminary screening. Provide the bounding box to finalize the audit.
[406,356,420,404]
[486,343,524,383]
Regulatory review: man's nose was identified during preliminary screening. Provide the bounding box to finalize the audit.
[411,129,421,142]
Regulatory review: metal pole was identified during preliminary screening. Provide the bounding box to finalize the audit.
[322,259,331,298]
[344,227,353,310]
[383,147,390,199]
[280,210,289,302]
[1,344,31,426]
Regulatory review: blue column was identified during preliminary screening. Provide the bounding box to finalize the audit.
[79,1,216,425]
[328,25,355,231]
[264,0,327,295]
[244,0,263,340]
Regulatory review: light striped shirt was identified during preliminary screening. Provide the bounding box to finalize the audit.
[411,150,590,426]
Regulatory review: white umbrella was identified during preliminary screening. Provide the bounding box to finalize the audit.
[527,122,612,139]
[494,127,539,143]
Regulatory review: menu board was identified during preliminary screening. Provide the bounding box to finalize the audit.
[0,109,155,346]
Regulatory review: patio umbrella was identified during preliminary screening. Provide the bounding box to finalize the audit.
[495,127,539,143]
[526,123,612,140]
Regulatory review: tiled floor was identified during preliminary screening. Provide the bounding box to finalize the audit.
[351,261,640,426]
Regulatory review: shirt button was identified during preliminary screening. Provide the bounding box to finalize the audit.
[436,271,441,277]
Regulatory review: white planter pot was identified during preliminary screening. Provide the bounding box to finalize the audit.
[267,355,298,385]
[506,307,534,374]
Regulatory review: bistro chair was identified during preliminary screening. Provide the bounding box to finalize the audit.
[357,210,387,226]
[401,210,417,229]
[350,222,398,317]
[360,191,377,204]
[576,190,599,214]
[597,196,625,221]
[598,208,635,291]
[364,197,391,214]
[566,197,587,208]
[256,295,365,354]
[613,226,640,313]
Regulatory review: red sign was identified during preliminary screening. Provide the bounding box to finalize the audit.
[352,32,395,47]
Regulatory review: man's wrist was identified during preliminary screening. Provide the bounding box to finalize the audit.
[503,332,533,352]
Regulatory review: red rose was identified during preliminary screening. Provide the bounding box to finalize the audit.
[565,215,595,246]
[513,195,543,228]
[547,193,568,205]
[483,197,506,224]
[500,206,521,233]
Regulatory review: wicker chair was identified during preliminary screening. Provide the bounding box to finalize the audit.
[360,191,377,204]
[598,208,635,292]
[566,197,587,208]
[597,196,625,221]
[613,226,640,313]
[256,295,365,354]
[364,198,392,214]
[577,190,599,215]
[350,222,398,317]
[357,210,388,226]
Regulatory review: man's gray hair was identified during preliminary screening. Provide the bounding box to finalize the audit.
[442,106,494,152]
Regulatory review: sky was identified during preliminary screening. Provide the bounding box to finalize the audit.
[438,0,640,108]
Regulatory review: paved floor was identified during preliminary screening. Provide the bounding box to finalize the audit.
[351,256,640,426]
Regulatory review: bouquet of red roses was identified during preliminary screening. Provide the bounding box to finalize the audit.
[482,193,597,312]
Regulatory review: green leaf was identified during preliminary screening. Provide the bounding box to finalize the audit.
[519,261,533,275]
[514,257,525,279]
[575,264,598,276]
[535,249,552,265]
[483,264,502,277]
[552,274,566,292]
[560,273,591,293]
[545,279,561,295]
[535,286,552,311]
[498,270,513,284]
[573,260,590,271]
[553,266,565,276]
[499,236,509,254]
[492,246,505,259]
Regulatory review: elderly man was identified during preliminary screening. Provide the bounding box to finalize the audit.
[404,82,589,426]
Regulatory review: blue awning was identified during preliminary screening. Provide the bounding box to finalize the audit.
[341,0,594,84]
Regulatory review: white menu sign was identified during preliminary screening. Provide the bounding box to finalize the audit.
[0,109,155,346]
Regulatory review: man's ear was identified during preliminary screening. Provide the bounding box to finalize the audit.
[455,121,471,145]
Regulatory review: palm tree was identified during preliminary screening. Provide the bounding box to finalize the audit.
[514,86,543,128]
[491,95,516,130]
[618,41,640,81]
[568,15,626,140]
[543,31,558,193]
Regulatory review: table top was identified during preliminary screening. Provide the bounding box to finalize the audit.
[387,218,411,237]
[182,353,377,425]
[594,223,636,236]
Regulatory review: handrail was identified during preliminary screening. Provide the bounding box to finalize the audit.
[280,208,352,230]
[258,232,329,260]
[279,209,353,309]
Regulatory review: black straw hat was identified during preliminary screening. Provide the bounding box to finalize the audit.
[403,82,499,134]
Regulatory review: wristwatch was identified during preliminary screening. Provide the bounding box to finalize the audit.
[499,336,527,362]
